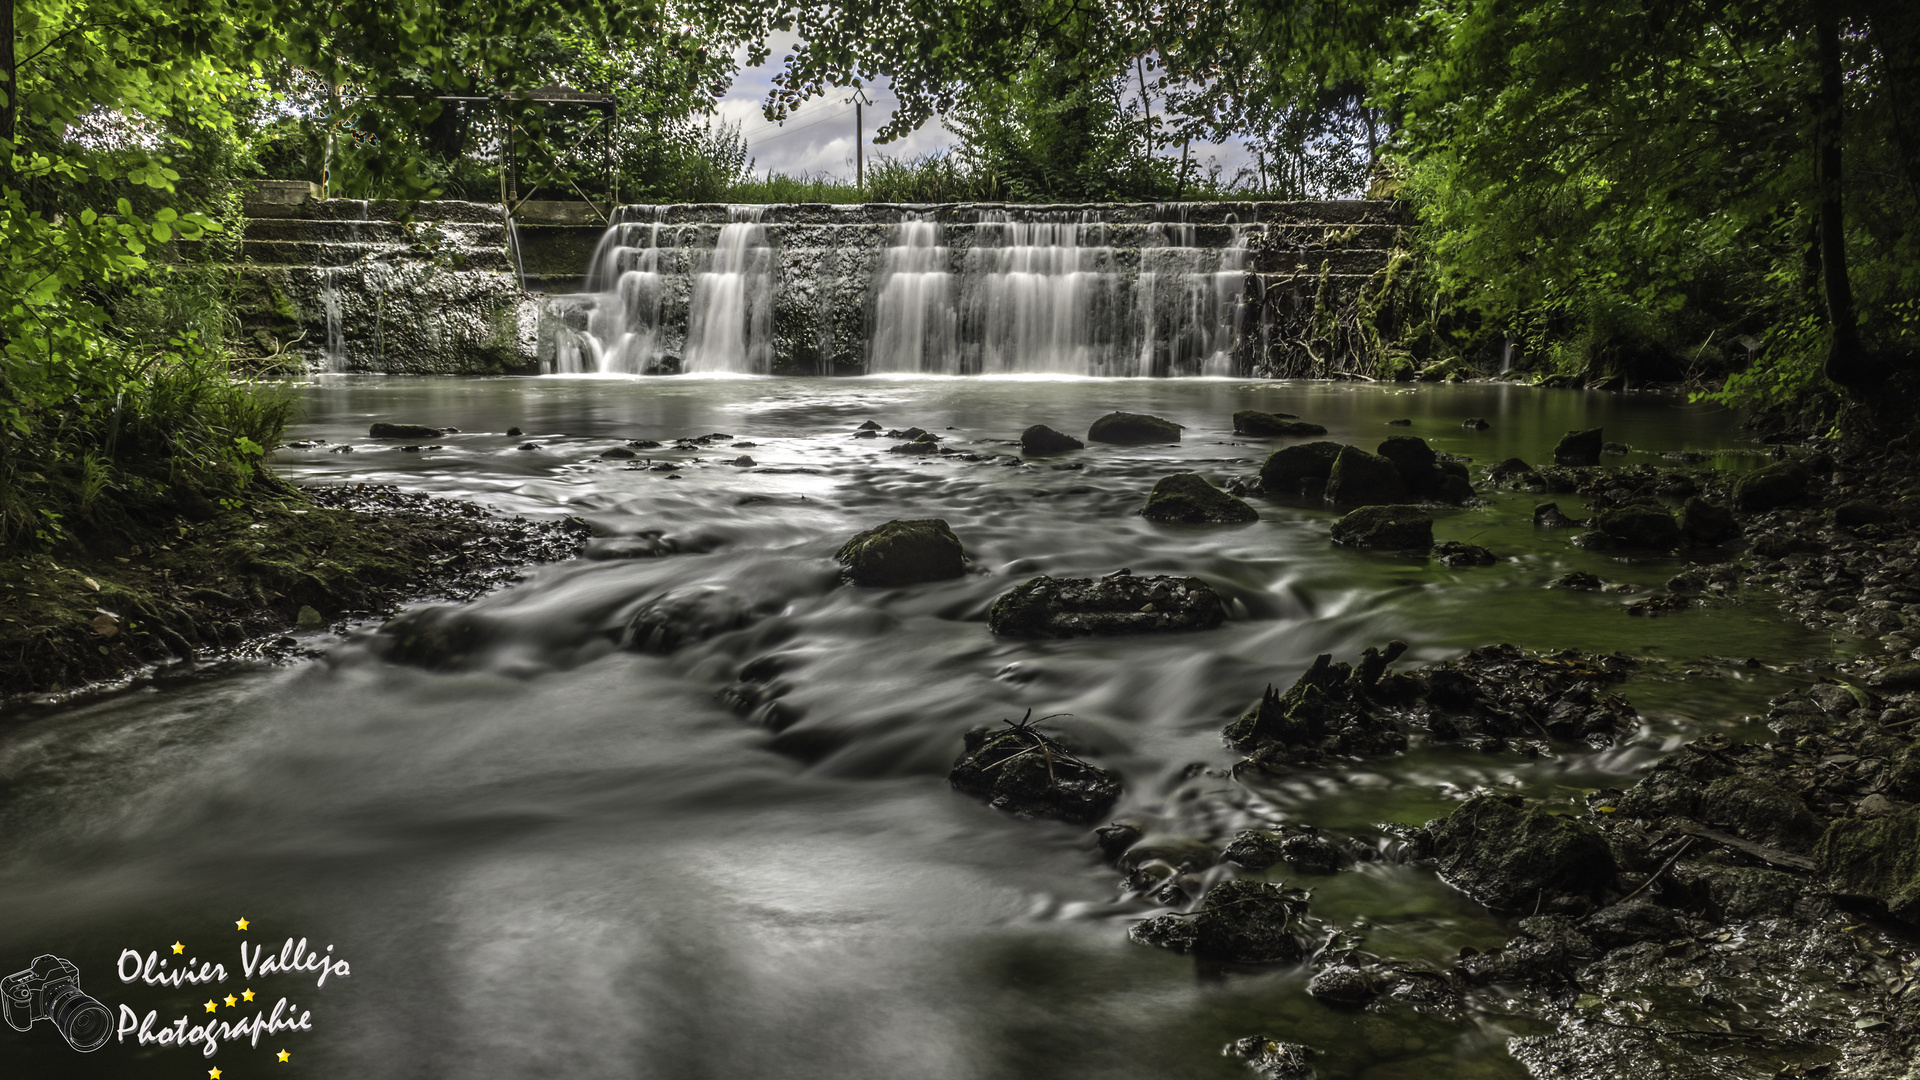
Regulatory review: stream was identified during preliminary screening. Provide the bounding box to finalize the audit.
[0,378,1836,1078]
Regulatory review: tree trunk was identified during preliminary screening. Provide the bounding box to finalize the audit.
[1814,12,1880,392]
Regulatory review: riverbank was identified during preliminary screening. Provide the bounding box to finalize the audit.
[0,483,588,703]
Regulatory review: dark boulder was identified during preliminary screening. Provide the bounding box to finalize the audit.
[1593,505,1681,549]
[1699,774,1824,849]
[1376,435,1440,491]
[623,586,767,653]
[1325,446,1410,505]
[835,519,967,586]
[949,716,1121,824]
[370,422,442,439]
[1681,497,1739,544]
[1732,461,1810,510]
[1221,827,1342,873]
[1420,795,1617,911]
[1020,424,1085,455]
[1580,898,1688,951]
[1260,441,1346,494]
[1330,505,1433,549]
[1128,879,1309,963]
[989,572,1224,637]
[601,447,637,459]
[1489,457,1542,486]
[1087,411,1183,444]
[1817,806,1920,923]
[1462,417,1490,430]
[1554,428,1604,466]
[1141,473,1258,524]
[1234,410,1326,437]
[1221,829,1288,870]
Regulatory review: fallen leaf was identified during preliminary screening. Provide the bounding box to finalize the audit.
[90,614,119,637]
[82,576,100,591]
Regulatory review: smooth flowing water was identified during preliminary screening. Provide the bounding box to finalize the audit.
[0,380,1823,1079]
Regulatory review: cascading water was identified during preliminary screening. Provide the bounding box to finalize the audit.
[550,204,1261,377]
[321,267,346,372]
[868,214,957,375]
[683,206,775,374]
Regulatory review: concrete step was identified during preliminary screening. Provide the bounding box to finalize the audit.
[243,219,507,245]
[239,240,514,272]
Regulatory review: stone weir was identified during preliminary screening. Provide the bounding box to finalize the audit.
[537,200,1412,378]
[221,186,1410,376]
[228,183,538,375]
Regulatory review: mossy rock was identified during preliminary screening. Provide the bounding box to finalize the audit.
[1020,424,1085,455]
[1817,805,1920,923]
[1553,428,1603,466]
[1141,473,1258,524]
[834,519,966,586]
[949,723,1120,824]
[1422,795,1617,911]
[1681,497,1739,544]
[1732,462,1810,511]
[1233,410,1325,437]
[1259,440,1346,493]
[1326,445,1410,505]
[1330,505,1432,549]
[1087,411,1183,444]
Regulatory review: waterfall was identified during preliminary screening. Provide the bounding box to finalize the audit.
[868,214,957,374]
[963,211,1121,375]
[549,203,1264,377]
[321,268,346,372]
[683,206,775,374]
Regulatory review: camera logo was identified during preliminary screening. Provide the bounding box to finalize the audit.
[2,954,113,1052]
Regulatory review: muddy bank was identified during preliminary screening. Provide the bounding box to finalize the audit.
[0,484,588,702]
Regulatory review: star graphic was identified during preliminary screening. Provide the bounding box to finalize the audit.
[224,994,238,1007]
[210,1069,223,1079]
[172,941,185,955]
[242,988,256,1002]
[204,999,218,1013]
[236,916,250,930]
[277,1049,291,1062]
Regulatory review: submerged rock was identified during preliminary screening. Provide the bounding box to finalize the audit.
[1141,473,1258,524]
[1326,446,1409,505]
[369,422,442,439]
[1419,795,1617,911]
[1330,505,1432,549]
[1306,964,1381,1008]
[989,572,1224,637]
[1087,411,1183,444]
[1817,805,1920,923]
[949,714,1119,824]
[623,586,768,653]
[1260,441,1346,494]
[1732,461,1810,510]
[1222,827,1345,874]
[835,519,967,586]
[1461,417,1490,430]
[1554,427,1604,466]
[1129,879,1310,963]
[1234,410,1325,437]
[1020,424,1085,455]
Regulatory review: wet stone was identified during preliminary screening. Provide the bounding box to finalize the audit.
[1329,505,1432,549]
[1326,445,1410,506]
[1129,879,1309,963]
[1260,441,1345,493]
[1732,460,1810,510]
[1141,472,1258,524]
[1680,496,1739,544]
[835,519,967,586]
[1434,540,1497,567]
[1554,427,1604,466]
[1087,411,1183,444]
[1306,964,1380,1008]
[948,716,1121,825]
[1233,410,1325,437]
[1592,505,1681,549]
[369,422,441,439]
[1418,794,1617,912]
[988,573,1224,637]
[1019,424,1085,455]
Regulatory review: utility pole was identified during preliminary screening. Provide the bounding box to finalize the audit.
[846,87,874,190]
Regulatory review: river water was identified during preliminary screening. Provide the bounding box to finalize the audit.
[0,378,1830,1078]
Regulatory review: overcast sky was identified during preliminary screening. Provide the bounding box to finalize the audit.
[714,36,1255,183]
